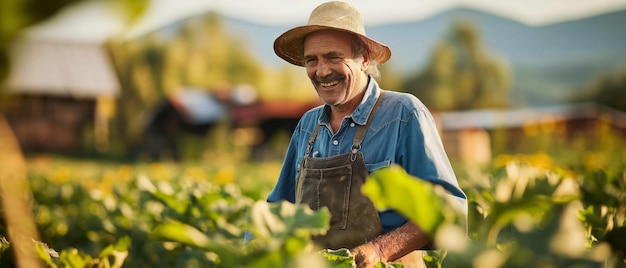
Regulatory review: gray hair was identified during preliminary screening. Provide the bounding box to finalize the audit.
[351,35,381,80]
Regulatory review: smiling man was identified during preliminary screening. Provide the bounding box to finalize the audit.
[303,29,370,133]
[267,1,467,267]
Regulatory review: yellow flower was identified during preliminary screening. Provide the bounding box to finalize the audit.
[215,166,235,185]
[117,165,134,182]
[51,166,72,184]
[149,162,174,181]
[183,166,207,181]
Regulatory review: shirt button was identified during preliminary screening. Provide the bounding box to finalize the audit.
[350,123,355,127]
[333,140,339,145]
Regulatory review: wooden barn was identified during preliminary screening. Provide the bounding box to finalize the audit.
[1,1,123,153]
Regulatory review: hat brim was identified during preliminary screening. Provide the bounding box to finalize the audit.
[274,25,392,67]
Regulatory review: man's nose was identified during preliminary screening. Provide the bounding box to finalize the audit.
[316,60,332,78]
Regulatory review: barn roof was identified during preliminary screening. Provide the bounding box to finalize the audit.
[2,0,126,98]
[437,103,626,131]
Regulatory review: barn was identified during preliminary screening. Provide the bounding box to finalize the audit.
[1,1,127,153]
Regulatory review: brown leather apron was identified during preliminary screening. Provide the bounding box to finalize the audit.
[295,92,385,250]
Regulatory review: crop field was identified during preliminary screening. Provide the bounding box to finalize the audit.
[1,135,625,267]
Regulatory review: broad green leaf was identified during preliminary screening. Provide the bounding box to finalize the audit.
[322,248,353,267]
[34,240,58,268]
[113,235,131,251]
[151,220,211,249]
[242,201,331,267]
[98,236,130,257]
[249,200,330,240]
[487,195,553,231]
[97,235,131,268]
[363,165,446,236]
[150,191,188,214]
[322,248,407,268]
[59,248,91,268]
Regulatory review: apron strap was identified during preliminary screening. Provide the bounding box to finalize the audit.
[352,91,385,152]
[306,123,321,156]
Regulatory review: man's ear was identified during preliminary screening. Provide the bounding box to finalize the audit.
[361,52,370,71]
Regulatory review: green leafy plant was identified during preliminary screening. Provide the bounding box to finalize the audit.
[1,154,624,267]
[34,236,130,268]
[363,162,624,268]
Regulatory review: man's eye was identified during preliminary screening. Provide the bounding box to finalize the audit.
[305,59,318,66]
[329,56,343,63]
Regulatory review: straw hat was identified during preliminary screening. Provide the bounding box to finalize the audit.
[274,1,392,67]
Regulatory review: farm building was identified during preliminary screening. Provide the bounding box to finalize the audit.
[435,103,626,166]
[1,1,123,153]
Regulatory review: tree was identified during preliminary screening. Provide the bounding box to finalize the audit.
[378,64,404,94]
[574,67,626,111]
[403,20,511,111]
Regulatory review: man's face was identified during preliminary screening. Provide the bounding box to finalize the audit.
[303,30,369,107]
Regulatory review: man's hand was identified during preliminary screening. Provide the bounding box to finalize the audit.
[350,242,384,268]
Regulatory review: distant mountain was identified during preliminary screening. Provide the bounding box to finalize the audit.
[221,8,626,106]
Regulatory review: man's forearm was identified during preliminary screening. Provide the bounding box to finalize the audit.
[370,221,431,262]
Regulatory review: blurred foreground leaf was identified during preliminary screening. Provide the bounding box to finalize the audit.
[363,165,453,236]
[249,200,330,241]
[322,248,353,268]
[150,220,212,249]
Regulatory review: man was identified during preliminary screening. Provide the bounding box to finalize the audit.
[267,1,467,267]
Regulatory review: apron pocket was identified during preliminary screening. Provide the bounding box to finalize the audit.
[301,164,352,230]
[320,164,352,230]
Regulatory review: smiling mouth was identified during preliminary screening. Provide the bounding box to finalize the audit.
[320,80,339,88]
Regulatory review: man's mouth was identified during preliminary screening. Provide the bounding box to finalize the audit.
[314,73,345,88]
[320,80,340,88]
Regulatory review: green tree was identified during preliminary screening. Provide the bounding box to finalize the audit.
[173,12,263,91]
[378,64,404,93]
[574,66,626,111]
[403,20,511,111]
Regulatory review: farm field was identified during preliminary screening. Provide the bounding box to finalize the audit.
[1,142,625,267]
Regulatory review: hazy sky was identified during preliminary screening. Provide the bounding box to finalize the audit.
[122,0,626,38]
[25,0,626,42]
[208,0,626,26]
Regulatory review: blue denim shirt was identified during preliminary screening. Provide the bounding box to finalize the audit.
[267,77,467,234]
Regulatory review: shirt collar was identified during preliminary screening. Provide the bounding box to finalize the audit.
[318,77,382,126]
